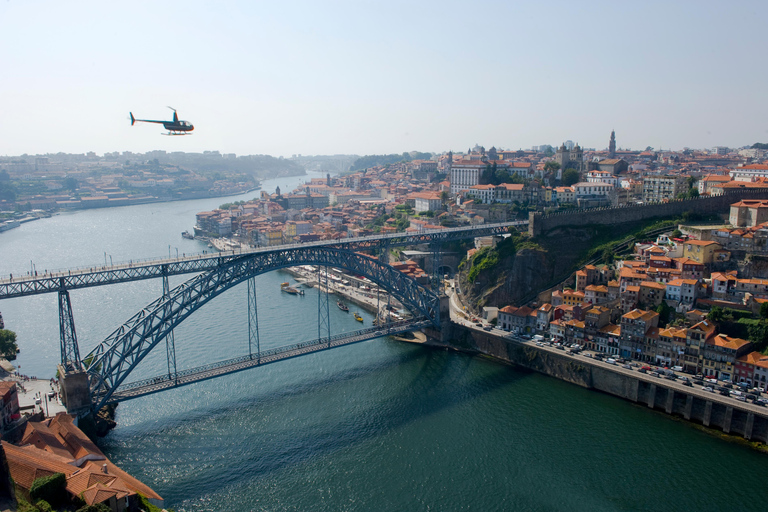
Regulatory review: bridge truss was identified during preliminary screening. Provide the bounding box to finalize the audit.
[0,220,527,411]
[84,247,440,411]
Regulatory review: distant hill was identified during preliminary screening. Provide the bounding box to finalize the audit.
[349,152,433,172]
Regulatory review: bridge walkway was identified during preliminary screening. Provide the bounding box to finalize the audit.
[99,319,430,405]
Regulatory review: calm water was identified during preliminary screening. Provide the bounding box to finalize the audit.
[0,172,766,511]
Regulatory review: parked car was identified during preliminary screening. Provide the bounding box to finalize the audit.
[606,358,617,365]
[682,380,693,387]
[638,368,648,374]
[702,386,714,392]
[719,390,730,397]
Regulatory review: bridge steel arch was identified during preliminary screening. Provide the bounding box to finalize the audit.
[84,246,440,411]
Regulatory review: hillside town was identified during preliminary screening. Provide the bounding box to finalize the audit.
[482,199,768,389]
[190,134,768,248]
[182,134,768,392]
[0,150,306,218]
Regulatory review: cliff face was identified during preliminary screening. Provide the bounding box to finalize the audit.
[737,254,768,279]
[460,224,610,310]
[461,247,555,309]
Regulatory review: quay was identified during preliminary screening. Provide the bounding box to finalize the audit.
[429,324,768,444]
[280,266,403,317]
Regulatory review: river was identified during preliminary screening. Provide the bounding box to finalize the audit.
[0,171,766,511]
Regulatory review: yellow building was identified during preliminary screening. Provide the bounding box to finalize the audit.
[682,240,723,265]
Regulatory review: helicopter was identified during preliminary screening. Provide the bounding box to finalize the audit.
[129,107,194,135]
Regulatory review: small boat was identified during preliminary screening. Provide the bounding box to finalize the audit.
[354,312,363,322]
[280,282,305,296]
[337,301,349,312]
[181,230,194,240]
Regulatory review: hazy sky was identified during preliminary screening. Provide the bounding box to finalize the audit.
[1,1,766,157]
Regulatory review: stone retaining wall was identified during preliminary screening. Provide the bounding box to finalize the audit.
[439,324,768,444]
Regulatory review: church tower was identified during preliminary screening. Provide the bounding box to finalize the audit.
[609,130,616,159]
[555,143,570,169]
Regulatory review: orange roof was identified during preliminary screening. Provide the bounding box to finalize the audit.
[708,334,751,351]
[738,351,767,366]
[622,309,658,322]
[640,281,666,290]
[690,319,716,334]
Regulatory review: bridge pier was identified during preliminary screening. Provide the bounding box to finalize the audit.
[423,295,451,345]
[58,365,91,414]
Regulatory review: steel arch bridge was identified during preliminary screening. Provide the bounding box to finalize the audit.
[84,246,440,412]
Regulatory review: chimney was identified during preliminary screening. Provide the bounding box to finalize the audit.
[102,464,108,474]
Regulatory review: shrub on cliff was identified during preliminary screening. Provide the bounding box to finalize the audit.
[29,472,66,509]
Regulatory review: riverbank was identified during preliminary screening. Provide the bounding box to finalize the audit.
[279,267,400,317]
[427,324,768,447]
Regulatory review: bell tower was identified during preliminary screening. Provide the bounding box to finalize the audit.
[609,130,616,159]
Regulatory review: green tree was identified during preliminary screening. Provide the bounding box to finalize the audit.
[760,302,768,320]
[601,248,614,265]
[0,330,17,361]
[656,302,674,327]
[543,161,561,172]
[561,168,580,186]
[707,306,725,323]
[63,177,78,191]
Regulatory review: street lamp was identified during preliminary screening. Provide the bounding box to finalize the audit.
[176,247,179,258]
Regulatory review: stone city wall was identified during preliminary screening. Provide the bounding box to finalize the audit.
[528,189,768,237]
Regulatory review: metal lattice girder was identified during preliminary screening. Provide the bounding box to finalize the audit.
[430,242,442,296]
[0,221,527,300]
[318,266,331,345]
[58,286,81,372]
[247,276,260,360]
[84,247,440,412]
[162,271,178,380]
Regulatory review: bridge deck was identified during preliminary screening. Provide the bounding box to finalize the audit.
[0,221,526,299]
[97,319,431,405]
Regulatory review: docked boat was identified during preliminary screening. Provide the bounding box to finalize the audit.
[354,312,363,322]
[181,230,194,240]
[280,282,305,296]
[337,301,349,312]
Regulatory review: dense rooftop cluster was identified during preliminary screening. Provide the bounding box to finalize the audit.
[490,211,768,387]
